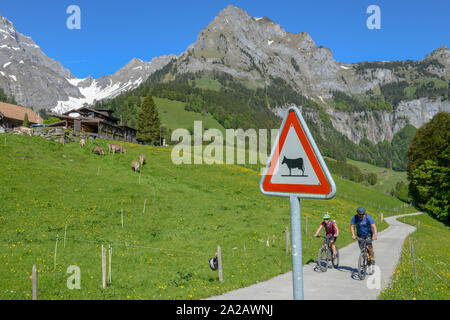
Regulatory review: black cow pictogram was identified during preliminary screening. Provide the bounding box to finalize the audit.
[281,156,307,177]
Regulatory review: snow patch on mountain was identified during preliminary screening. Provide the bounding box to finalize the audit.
[53,77,143,114]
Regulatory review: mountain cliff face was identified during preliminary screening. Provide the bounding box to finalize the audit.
[0,14,176,112]
[0,15,83,109]
[0,6,449,146]
[165,5,449,144]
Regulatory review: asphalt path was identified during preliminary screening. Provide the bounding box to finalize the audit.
[208,212,423,300]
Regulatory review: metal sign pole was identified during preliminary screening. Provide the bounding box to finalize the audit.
[290,195,304,300]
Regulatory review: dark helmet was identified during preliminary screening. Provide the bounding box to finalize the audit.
[356,207,366,215]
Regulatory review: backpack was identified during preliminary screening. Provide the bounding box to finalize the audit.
[322,220,337,235]
[354,214,372,235]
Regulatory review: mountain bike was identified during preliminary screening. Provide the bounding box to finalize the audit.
[357,236,374,280]
[315,235,339,272]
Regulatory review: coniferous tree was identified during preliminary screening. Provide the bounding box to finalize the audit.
[23,113,30,128]
[136,94,161,145]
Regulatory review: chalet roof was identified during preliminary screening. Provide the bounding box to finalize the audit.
[0,102,43,124]
[49,113,103,123]
[63,107,119,122]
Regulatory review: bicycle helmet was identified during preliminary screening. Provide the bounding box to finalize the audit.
[356,207,366,215]
[323,213,331,220]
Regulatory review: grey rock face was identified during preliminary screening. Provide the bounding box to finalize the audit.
[0,14,176,113]
[172,5,449,143]
[0,15,83,109]
[1,7,448,145]
[53,54,177,113]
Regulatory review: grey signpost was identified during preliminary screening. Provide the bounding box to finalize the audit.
[290,195,303,299]
[260,106,336,300]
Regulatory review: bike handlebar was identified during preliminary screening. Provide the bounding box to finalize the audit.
[314,235,335,239]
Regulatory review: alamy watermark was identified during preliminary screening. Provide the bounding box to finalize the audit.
[366,5,381,30]
[170,121,279,169]
[366,265,382,290]
[66,265,81,290]
[66,5,81,30]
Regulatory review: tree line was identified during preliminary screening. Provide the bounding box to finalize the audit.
[406,112,449,223]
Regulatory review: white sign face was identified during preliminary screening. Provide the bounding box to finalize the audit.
[260,106,336,199]
[270,125,320,186]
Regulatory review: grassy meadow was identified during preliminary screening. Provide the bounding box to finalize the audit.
[346,158,408,195]
[154,97,225,134]
[379,213,449,300]
[0,133,415,300]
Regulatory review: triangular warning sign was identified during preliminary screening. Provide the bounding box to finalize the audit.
[260,107,336,199]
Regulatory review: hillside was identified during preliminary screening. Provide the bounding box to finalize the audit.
[0,133,415,299]
[1,6,448,148]
[379,213,449,300]
[95,79,418,170]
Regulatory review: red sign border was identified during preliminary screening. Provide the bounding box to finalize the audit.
[261,111,332,195]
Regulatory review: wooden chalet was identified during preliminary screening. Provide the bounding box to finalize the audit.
[49,107,137,143]
[0,101,43,132]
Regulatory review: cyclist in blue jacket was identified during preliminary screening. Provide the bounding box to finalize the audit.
[350,207,378,265]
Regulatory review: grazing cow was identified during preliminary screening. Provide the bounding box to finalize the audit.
[109,144,127,154]
[281,156,305,176]
[80,139,86,148]
[139,155,146,166]
[108,144,119,154]
[131,160,140,173]
[92,146,105,156]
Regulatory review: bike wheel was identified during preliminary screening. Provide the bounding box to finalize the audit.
[358,251,367,280]
[317,247,328,272]
[332,246,339,268]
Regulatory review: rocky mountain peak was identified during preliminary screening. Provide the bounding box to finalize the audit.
[425,45,449,65]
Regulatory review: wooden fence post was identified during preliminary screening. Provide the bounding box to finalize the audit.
[121,209,124,228]
[411,238,417,280]
[54,235,59,270]
[143,199,147,214]
[32,264,37,300]
[217,245,223,282]
[102,245,106,289]
[108,245,112,286]
[64,222,67,248]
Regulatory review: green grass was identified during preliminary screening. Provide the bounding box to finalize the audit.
[378,213,449,300]
[0,134,415,300]
[154,97,225,134]
[345,158,408,194]
[189,78,222,92]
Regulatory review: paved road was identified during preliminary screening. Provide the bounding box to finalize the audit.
[208,212,423,300]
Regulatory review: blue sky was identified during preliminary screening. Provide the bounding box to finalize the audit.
[1,0,448,78]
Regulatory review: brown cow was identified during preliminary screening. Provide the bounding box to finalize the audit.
[139,155,146,166]
[131,160,140,173]
[108,144,118,154]
[80,139,86,148]
[109,144,126,154]
[92,146,105,156]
